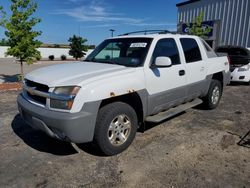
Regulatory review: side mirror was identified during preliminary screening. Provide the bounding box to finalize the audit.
[151,57,172,68]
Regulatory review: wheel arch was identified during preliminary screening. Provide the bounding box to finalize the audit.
[212,72,224,87]
[99,91,146,129]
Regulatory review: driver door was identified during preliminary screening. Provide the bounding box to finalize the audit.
[144,38,187,115]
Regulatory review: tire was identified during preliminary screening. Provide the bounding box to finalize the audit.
[93,102,138,156]
[202,79,222,109]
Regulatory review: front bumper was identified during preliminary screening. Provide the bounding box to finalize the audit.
[17,94,100,143]
[231,70,250,82]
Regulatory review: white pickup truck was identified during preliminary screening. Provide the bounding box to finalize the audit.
[17,32,230,155]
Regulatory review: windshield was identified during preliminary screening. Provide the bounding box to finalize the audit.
[85,38,153,67]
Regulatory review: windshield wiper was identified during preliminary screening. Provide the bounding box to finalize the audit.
[83,59,92,62]
[102,61,115,65]
[91,60,115,65]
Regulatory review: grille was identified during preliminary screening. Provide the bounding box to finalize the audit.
[26,79,49,92]
[25,79,49,105]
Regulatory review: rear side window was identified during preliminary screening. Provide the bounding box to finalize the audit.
[180,38,202,63]
[152,38,180,65]
[201,40,212,52]
[201,39,217,58]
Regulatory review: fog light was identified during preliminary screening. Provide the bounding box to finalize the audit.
[239,76,245,80]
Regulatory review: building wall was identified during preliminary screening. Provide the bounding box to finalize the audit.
[177,0,250,47]
[0,47,94,59]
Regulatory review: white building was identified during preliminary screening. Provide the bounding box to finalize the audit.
[176,0,250,48]
[0,47,93,59]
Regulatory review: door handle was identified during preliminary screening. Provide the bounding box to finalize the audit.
[179,70,185,76]
[200,66,205,71]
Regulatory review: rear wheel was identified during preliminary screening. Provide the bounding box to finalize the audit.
[94,102,138,155]
[202,79,222,109]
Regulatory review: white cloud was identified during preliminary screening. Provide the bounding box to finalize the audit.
[81,24,116,28]
[55,6,142,23]
[79,23,177,33]
[130,22,176,27]
[54,2,142,24]
[54,1,176,29]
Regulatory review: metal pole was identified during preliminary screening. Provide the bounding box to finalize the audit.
[109,29,115,37]
[109,29,115,59]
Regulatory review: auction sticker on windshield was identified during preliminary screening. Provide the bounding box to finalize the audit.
[130,43,147,48]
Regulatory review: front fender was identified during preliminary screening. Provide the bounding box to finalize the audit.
[71,68,145,113]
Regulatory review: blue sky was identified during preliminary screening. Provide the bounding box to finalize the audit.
[0,0,181,45]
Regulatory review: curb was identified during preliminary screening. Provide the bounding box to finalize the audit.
[0,82,22,92]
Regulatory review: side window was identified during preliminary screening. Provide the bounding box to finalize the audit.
[201,40,212,52]
[152,38,181,65]
[201,39,217,58]
[180,38,202,63]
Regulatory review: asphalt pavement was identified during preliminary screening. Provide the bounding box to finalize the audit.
[0,85,249,187]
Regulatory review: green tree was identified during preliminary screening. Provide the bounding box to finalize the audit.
[187,12,211,39]
[68,35,88,60]
[53,44,60,48]
[0,38,10,46]
[5,0,42,81]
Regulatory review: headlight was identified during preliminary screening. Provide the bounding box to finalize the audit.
[50,86,80,110]
[238,65,250,72]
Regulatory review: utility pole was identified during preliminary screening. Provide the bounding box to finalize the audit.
[109,29,115,59]
[109,29,115,37]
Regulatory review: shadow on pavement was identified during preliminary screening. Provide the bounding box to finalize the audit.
[228,82,250,86]
[0,74,19,83]
[11,114,78,156]
[76,143,107,157]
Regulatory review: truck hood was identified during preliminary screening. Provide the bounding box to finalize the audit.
[25,62,134,87]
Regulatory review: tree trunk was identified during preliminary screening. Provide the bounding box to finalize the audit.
[20,60,24,82]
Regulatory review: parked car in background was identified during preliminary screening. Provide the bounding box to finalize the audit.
[215,46,250,84]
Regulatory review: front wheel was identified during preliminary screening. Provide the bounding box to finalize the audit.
[202,79,222,109]
[94,102,138,156]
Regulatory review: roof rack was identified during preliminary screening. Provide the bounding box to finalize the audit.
[119,30,177,36]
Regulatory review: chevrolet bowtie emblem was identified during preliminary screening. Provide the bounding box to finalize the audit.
[28,87,36,95]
